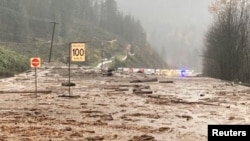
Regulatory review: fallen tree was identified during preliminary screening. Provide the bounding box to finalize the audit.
[0,90,52,94]
[130,77,158,83]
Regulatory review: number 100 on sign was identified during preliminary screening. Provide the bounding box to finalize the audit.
[71,43,85,62]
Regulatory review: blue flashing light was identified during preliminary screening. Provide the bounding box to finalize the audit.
[180,69,186,77]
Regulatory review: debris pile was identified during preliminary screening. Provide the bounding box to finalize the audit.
[0,64,249,141]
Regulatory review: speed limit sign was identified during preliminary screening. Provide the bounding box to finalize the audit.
[70,42,85,62]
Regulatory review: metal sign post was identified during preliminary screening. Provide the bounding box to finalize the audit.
[68,42,86,96]
[30,57,41,98]
[68,44,71,96]
[35,67,37,97]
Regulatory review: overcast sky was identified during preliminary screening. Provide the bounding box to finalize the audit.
[116,0,213,71]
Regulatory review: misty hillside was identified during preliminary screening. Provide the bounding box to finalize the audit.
[116,0,212,71]
[0,0,167,71]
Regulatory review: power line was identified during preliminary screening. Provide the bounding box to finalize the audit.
[0,6,52,23]
[0,41,66,46]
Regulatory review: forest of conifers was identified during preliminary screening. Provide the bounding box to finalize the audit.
[203,0,250,83]
[0,0,146,44]
[0,0,167,70]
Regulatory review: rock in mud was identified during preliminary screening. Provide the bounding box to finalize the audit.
[129,134,157,141]
[85,136,104,141]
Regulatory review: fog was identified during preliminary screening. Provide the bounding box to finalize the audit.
[116,0,213,72]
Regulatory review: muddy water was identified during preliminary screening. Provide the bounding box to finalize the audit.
[0,66,249,141]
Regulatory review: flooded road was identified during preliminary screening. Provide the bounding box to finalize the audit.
[0,64,249,141]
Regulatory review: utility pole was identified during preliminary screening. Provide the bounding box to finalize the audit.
[101,41,104,71]
[48,21,59,63]
[101,50,103,71]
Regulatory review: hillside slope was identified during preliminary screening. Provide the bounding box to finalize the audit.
[0,0,167,68]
